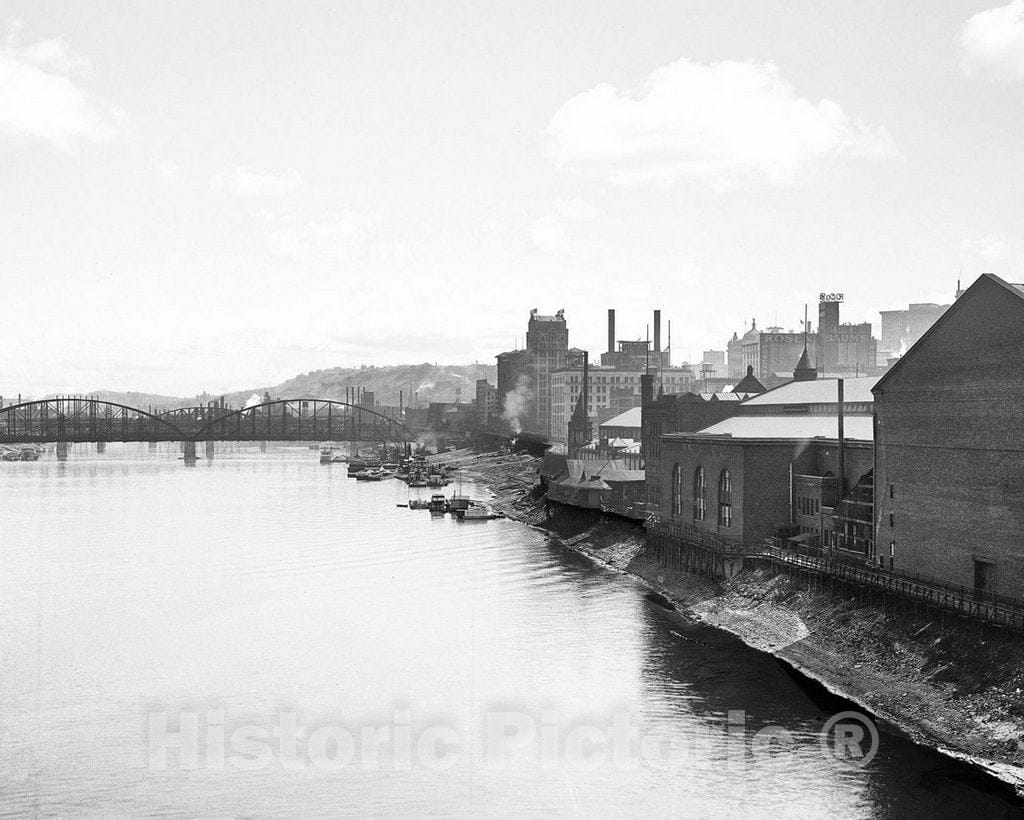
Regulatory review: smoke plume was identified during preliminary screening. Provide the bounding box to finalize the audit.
[502,374,529,434]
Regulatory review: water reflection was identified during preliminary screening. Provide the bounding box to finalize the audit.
[0,444,1014,818]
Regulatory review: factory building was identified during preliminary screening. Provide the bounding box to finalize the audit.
[874,273,1024,598]
[475,379,498,426]
[495,348,529,433]
[551,363,695,443]
[878,302,949,363]
[640,370,766,514]
[656,366,876,550]
[815,298,876,375]
[600,308,672,369]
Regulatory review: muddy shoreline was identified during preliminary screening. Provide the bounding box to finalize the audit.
[438,447,1024,796]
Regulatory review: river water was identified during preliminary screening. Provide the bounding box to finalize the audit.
[0,445,1014,817]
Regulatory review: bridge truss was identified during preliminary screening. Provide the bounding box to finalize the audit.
[0,398,413,445]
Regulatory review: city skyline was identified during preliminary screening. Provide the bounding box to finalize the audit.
[3,1,1023,395]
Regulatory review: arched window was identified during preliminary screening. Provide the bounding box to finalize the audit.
[671,464,682,516]
[692,466,706,521]
[718,468,733,528]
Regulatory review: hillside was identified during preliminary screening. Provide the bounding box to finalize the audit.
[88,363,497,410]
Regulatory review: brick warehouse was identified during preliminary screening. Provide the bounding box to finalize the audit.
[657,376,875,549]
[873,273,1024,598]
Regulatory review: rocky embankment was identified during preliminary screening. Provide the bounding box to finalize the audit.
[439,446,1024,792]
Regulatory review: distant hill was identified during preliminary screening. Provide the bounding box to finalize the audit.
[225,363,497,408]
[89,364,497,411]
[69,390,189,412]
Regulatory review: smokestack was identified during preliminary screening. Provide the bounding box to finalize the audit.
[654,310,661,354]
[400,390,404,415]
[837,378,845,498]
[607,309,615,354]
[583,350,589,427]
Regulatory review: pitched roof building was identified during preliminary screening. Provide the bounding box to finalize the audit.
[873,273,1024,597]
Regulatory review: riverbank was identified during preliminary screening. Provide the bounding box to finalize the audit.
[442,446,1024,795]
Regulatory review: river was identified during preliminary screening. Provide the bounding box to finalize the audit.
[0,444,1014,817]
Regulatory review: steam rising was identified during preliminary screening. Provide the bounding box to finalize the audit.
[244,393,262,409]
[502,374,529,434]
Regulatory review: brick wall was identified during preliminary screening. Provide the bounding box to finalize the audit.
[875,275,1024,596]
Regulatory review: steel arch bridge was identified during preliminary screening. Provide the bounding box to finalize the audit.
[0,398,413,445]
[191,400,413,443]
[157,406,234,438]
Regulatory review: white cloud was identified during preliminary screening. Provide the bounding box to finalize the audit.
[962,235,1009,259]
[21,37,92,75]
[528,214,572,254]
[0,24,127,152]
[148,159,182,179]
[213,165,302,196]
[546,57,897,189]
[260,210,384,262]
[960,1,1024,80]
[528,198,599,254]
[554,197,599,220]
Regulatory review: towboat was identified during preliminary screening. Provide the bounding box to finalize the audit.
[428,494,448,515]
[456,507,491,522]
[348,459,367,477]
[456,504,495,521]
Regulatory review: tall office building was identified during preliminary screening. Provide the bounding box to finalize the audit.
[525,309,568,438]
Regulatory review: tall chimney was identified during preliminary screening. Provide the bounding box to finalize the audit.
[837,378,845,498]
[653,309,661,354]
[607,309,615,354]
[582,350,589,434]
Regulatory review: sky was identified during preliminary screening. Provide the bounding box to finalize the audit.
[3,0,1024,396]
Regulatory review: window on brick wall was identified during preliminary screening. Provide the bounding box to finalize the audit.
[693,466,706,521]
[718,469,733,528]
[671,464,682,516]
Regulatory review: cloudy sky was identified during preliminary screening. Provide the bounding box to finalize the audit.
[3,0,1024,396]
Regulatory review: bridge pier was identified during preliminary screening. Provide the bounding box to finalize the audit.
[205,440,215,460]
[182,440,197,465]
[56,442,69,461]
[259,441,267,453]
[149,441,157,452]
[96,442,106,454]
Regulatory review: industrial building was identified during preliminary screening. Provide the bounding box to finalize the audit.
[550,363,695,443]
[729,298,879,383]
[656,361,876,550]
[815,298,876,376]
[878,301,949,363]
[549,308,695,443]
[495,348,529,432]
[640,369,767,514]
[874,273,1024,598]
[475,379,498,426]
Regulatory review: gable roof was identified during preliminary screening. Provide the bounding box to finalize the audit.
[599,407,642,429]
[689,414,874,441]
[743,376,876,406]
[732,366,767,394]
[873,273,1024,393]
